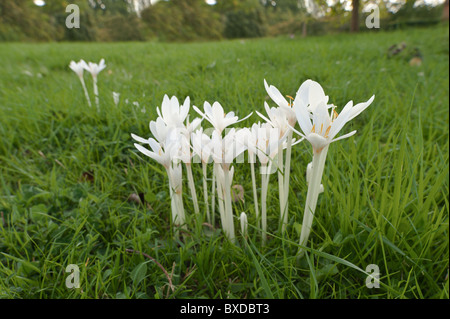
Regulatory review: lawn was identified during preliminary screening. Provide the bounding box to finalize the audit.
[0,25,448,299]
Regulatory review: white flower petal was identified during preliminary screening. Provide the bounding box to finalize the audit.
[327,101,353,140]
[295,79,329,109]
[293,99,313,135]
[264,79,289,108]
[329,130,357,144]
[131,133,149,144]
[347,95,375,122]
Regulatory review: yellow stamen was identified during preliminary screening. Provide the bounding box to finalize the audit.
[286,95,294,107]
[324,125,332,138]
[320,123,323,133]
[311,124,316,133]
[333,109,339,120]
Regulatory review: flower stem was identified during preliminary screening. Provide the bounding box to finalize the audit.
[298,145,329,258]
[211,165,216,227]
[202,162,210,223]
[250,156,259,227]
[281,130,293,233]
[186,163,200,215]
[93,76,99,111]
[166,166,185,234]
[79,76,92,107]
[260,162,272,245]
[277,144,284,230]
[215,164,225,234]
[223,165,235,243]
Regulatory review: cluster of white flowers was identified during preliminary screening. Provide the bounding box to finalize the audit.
[132,79,374,253]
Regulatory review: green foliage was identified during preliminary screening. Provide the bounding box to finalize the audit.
[0,0,449,42]
[223,7,267,38]
[387,1,445,28]
[0,0,60,41]
[98,14,144,41]
[141,0,223,41]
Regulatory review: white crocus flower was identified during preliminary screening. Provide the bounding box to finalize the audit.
[243,122,286,244]
[293,90,375,154]
[131,134,174,169]
[153,95,201,216]
[84,59,107,78]
[263,79,302,232]
[193,101,252,134]
[131,132,186,229]
[295,79,329,113]
[191,129,213,165]
[156,95,190,128]
[184,116,203,139]
[256,102,290,137]
[69,59,91,107]
[210,129,247,168]
[208,129,248,242]
[83,59,106,110]
[149,117,170,146]
[292,79,375,258]
[192,100,251,229]
[245,123,284,166]
[264,79,296,126]
[69,60,88,77]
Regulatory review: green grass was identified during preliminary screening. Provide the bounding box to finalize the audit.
[0,25,448,299]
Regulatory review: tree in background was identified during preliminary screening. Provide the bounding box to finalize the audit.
[91,0,144,41]
[141,0,222,41]
[444,0,449,20]
[0,0,60,41]
[351,0,359,31]
[214,0,267,38]
[0,0,448,42]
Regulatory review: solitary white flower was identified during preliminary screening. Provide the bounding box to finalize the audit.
[69,60,88,78]
[69,59,91,107]
[293,79,375,258]
[82,59,106,110]
[83,59,106,78]
[293,83,375,153]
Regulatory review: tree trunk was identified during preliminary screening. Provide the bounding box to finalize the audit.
[302,20,307,37]
[351,0,359,32]
[443,0,449,21]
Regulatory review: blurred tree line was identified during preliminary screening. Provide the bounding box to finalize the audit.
[0,0,448,42]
